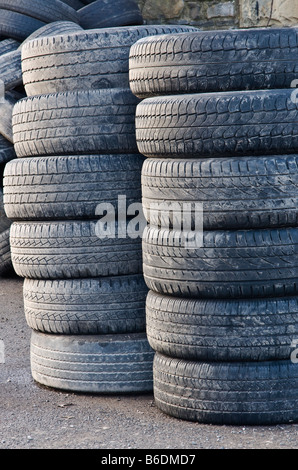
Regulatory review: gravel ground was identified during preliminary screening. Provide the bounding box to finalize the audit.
[1,274,298,450]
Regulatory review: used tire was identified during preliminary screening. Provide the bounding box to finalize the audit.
[0,190,11,232]
[24,274,148,334]
[21,25,198,95]
[0,0,79,24]
[146,290,298,362]
[20,20,83,46]
[141,155,298,230]
[129,27,298,98]
[135,89,298,158]
[10,220,143,279]
[31,330,154,393]
[0,38,20,55]
[78,0,143,29]
[142,225,298,299]
[0,134,16,165]
[154,353,298,425]
[0,10,46,41]
[0,228,12,276]
[12,89,141,157]
[3,154,145,220]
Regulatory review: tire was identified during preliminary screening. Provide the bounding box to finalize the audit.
[0,10,45,41]
[141,155,298,230]
[135,89,298,158]
[0,0,79,24]
[0,38,20,55]
[10,220,143,279]
[0,92,18,142]
[0,189,11,232]
[153,353,298,425]
[142,225,298,299]
[0,134,16,165]
[0,50,22,91]
[0,228,12,276]
[30,330,154,393]
[3,154,145,220]
[146,290,298,362]
[12,89,141,157]
[60,0,84,9]
[78,0,143,29]
[24,274,148,334]
[129,27,298,98]
[21,25,198,95]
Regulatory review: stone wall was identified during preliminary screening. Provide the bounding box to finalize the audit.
[135,0,298,30]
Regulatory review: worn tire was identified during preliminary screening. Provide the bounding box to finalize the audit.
[24,274,148,334]
[129,27,298,98]
[0,38,20,55]
[0,0,79,24]
[146,290,298,362]
[0,134,16,165]
[12,89,141,157]
[0,190,11,232]
[31,330,154,393]
[21,25,198,95]
[78,0,143,29]
[0,10,45,41]
[0,228,12,276]
[10,220,143,279]
[3,154,145,220]
[142,225,298,299]
[142,155,298,230]
[20,20,83,46]
[135,89,298,158]
[154,353,298,425]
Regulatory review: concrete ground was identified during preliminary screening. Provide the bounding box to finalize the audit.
[2,273,298,450]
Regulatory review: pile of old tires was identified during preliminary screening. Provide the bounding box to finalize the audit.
[0,0,88,276]
[3,16,198,393]
[129,27,298,424]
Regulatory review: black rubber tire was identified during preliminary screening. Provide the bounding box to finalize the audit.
[142,225,298,299]
[12,89,141,157]
[10,220,143,279]
[0,228,12,276]
[3,154,145,220]
[0,189,11,232]
[0,0,79,24]
[0,134,16,165]
[24,274,148,335]
[153,353,298,425]
[129,27,298,98]
[60,0,84,9]
[135,89,298,158]
[0,10,46,41]
[78,0,143,29]
[30,330,154,393]
[146,290,298,362]
[21,25,198,95]
[141,155,298,230]
[0,38,20,55]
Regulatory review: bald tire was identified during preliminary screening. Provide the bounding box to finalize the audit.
[0,10,45,41]
[142,225,298,299]
[10,220,143,279]
[146,290,298,362]
[24,274,148,334]
[154,353,298,425]
[31,330,154,394]
[0,0,79,24]
[78,0,143,29]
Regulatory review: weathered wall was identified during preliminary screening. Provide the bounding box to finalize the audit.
[135,0,298,30]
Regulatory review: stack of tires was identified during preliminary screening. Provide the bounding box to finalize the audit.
[0,0,85,275]
[3,24,198,394]
[129,27,298,424]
